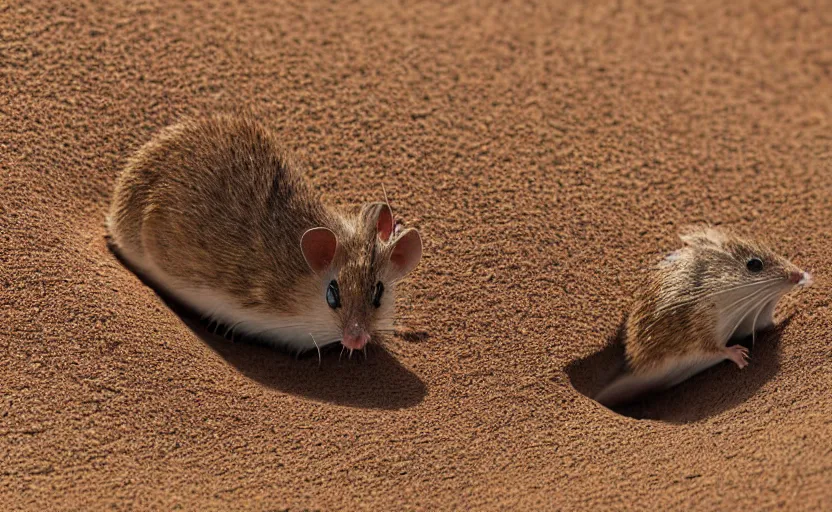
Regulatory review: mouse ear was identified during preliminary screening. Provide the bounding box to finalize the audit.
[301,227,338,274]
[388,228,422,280]
[361,202,395,242]
[679,226,726,248]
[377,204,394,242]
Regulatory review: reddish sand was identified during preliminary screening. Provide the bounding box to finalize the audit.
[3,0,831,509]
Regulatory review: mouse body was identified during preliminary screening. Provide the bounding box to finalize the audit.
[595,227,812,408]
[107,115,422,353]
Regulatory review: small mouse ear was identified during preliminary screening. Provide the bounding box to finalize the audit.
[679,226,726,248]
[361,202,395,242]
[377,204,394,242]
[301,227,338,274]
[388,228,422,280]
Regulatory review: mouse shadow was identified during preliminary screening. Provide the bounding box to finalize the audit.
[108,241,427,410]
[565,316,790,423]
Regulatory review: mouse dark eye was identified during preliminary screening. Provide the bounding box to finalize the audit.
[746,258,764,273]
[372,281,384,308]
[326,280,341,309]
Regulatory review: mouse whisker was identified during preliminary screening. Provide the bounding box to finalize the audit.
[381,182,395,223]
[254,324,338,338]
[750,299,765,349]
[722,286,774,328]
[661,277,782,307]
[751,289,781,343]
[255,323,324,332]
[645,281,779,336]
[225,321,245,342]
[722,282,780,315]
[656,280,779,324]
[309,334,322,367]
[652,277,783,315]
[724,287,781,343]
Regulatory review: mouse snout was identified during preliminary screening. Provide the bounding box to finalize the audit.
[790,270,812,287]
[342,323,370,350]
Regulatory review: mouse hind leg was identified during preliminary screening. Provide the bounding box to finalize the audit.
[595,348,748,408]
[662,350,742,389]
[594,370,673,408]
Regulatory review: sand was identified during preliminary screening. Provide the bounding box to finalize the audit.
[2,0,831,509]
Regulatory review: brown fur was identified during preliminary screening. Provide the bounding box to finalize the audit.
[596,226,810,407]
[625,226,804,373]
[107,114,420,348]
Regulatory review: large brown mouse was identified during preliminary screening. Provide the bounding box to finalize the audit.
[107,115,423,354]
[595,227,812,408]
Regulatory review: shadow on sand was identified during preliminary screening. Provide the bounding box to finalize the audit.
[565,316,790,423]
[108,242,427,410]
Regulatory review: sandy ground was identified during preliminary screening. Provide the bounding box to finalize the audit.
[2,0,831,510]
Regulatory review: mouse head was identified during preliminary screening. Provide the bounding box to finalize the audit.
[671,226,812,312]
[300,202,422,351]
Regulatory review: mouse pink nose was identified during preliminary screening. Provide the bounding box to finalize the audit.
[789,271,811,285]
[342,330,370,350]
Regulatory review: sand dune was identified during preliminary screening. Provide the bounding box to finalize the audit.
[3,0,831,509]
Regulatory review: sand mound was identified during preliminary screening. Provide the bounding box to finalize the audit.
[3,0,830,509]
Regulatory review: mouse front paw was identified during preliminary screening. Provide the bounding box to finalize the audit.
[724,345,750,369]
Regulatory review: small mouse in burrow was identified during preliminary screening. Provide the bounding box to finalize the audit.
[595,227,812,408]
[107,114,423,354]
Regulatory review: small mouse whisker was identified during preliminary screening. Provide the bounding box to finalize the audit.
[746,289,781,348]
[722,285,774,327]
[255,324,338,337]
[661,277,782,308]
[381,182,396,225]
[750,298,767,348]
[751,291,780,338]
[723,282,780,314]
[646,281,780,337]
[653,277,783,316]
[309,334,322,366]
[256,323,326,332]
[225,321,245,342]
[725,287,781,343]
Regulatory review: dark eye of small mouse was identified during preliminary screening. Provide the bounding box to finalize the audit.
[746,258,764,273]
[372,281,384,308]
[326,280,341,309]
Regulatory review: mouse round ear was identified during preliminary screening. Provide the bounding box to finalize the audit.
[388,228,422,280]
[301,227,338,274]
[361,202,395,242]
[679,226,726,248]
